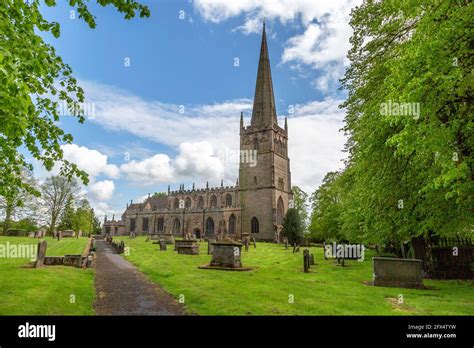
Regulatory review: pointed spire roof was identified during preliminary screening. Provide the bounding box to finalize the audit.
[251,22,277,127]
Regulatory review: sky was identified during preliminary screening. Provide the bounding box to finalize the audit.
[32,0,361,220]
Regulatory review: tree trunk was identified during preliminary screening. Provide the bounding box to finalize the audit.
[2,201,14,235]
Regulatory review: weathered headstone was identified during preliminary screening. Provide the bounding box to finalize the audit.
[159,239,167,251]
[293,243,296,253]
[284,238,289,250]
[35,240,47,267]
[252,238,257,249]
[303,249,310,273]
[310,253,315,266]
[295,245,300,253]
[244,237,250,252]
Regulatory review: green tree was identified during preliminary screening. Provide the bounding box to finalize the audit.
[336,0,473,247]
[0,169,39,234]
[71,199,93,233]
[309,172,345,242]
[0,0,150,196]
[291,186,309,232]
[58,194,75,230]
[281,208,303,245]
[41,175,81,235]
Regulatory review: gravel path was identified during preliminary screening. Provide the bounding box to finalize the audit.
[94,240,186,315]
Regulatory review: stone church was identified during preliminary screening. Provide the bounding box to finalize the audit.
[103,24,293,242]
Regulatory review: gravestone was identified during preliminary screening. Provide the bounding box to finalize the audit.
[207,238,216,255]
[284,238,289,250]
[295,245,300,253]
[62,230,75,238]
[310,253,315,266]
[210,241,243,268]
[159,239,167,251]
[303,249,310,273]
[176,240,199,255]
[145,237,150,242]
[293,243,296,253]
[252,238,257,249]
[244,238,250,252]
[373,257,424,288]
[157,233,174,244]
[35,240,47,267]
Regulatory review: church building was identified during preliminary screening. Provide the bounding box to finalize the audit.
[103,24,293,242]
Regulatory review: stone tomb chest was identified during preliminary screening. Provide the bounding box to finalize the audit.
[199,241,252,271]
[62,230,76,238]
[373,257,424,289]
[157,233,174,244]
[176,239,199,255]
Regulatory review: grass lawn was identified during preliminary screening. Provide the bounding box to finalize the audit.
[0,236,95,315]
[117,237,474,315]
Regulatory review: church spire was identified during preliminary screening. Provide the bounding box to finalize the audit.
[251,22,277,127]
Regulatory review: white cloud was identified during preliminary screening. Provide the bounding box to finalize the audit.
[120,154,174,184]
[89,180,115,201]
[192,0,361,93]
[61,144,120,180]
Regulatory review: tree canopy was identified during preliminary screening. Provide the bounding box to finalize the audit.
[0,0,150,198]
[310,0,473,247]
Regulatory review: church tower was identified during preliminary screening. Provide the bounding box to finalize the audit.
[239,23,292,242]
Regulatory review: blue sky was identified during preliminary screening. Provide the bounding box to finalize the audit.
[34,0,359,219]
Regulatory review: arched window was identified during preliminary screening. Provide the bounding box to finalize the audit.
[251,217,259,234]
[206,217,214,235]
[172,218,181,235]
[228,214,236,234]
[156,218,164,232]
[210,195,217,209]
[185,197,192,208]
[277,197,284,225]
[197,196,204,209]
[173,198,180,209]
[225,194,232,207]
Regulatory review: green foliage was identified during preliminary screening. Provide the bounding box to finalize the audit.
[310,0,473,247]
[10,218,38,232]
[309,171,352,242]
[291,186,309,231]
[58,197,98,234]
[281,208,303,245]
[0,0,150,196]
